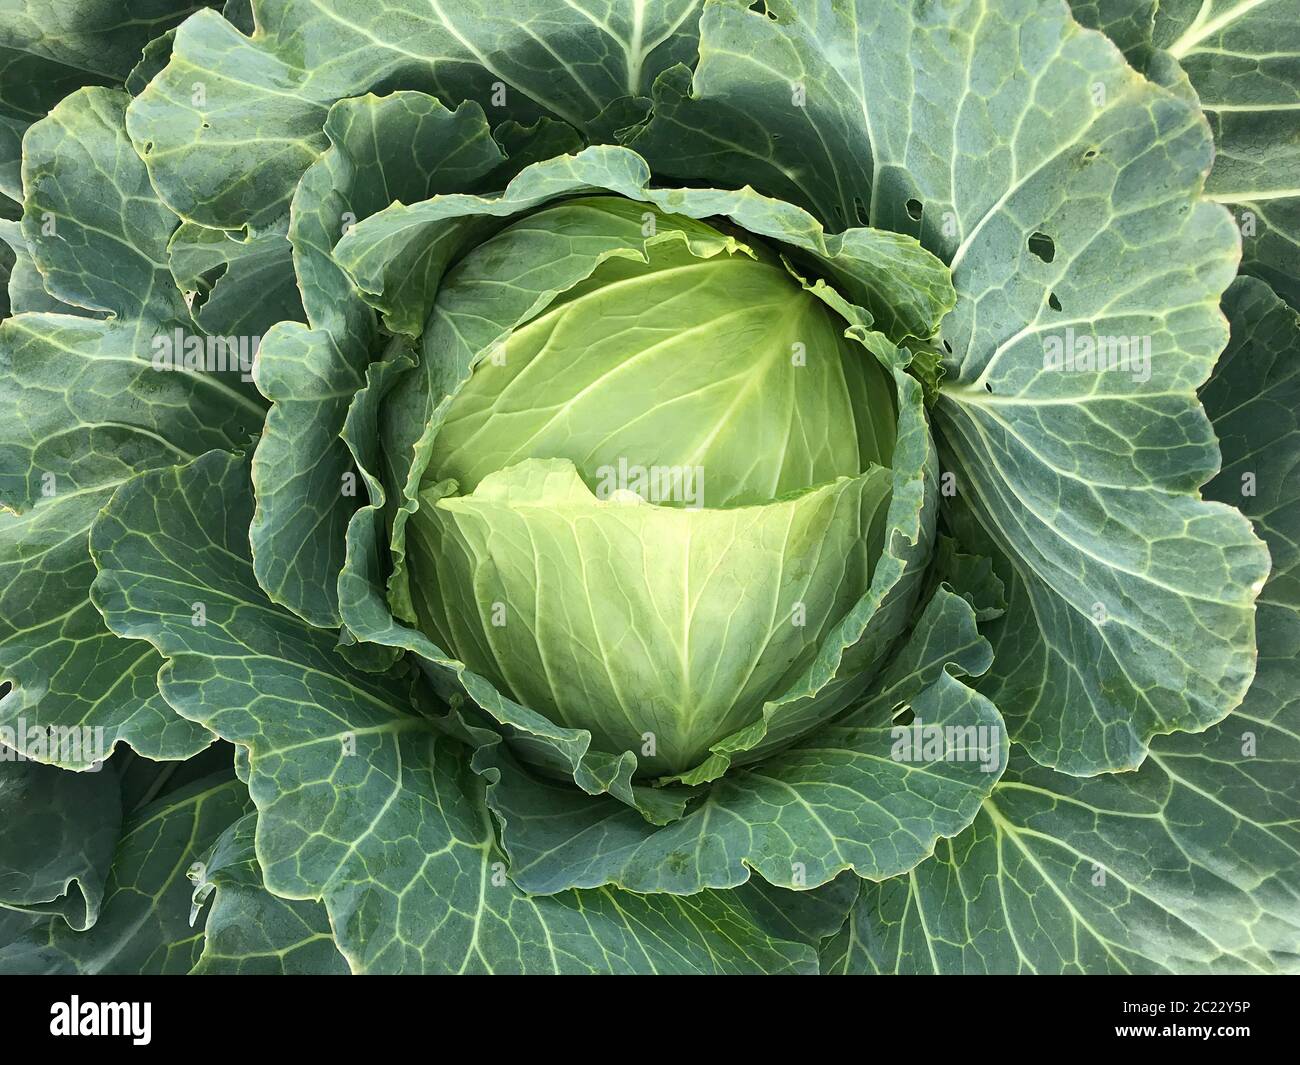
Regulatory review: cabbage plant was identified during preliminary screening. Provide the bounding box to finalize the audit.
[0,0,1296,975]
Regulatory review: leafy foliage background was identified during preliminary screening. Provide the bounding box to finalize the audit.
[0,0,1295,974]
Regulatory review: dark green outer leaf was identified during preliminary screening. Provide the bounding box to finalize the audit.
[249,91,508,628]
[1066,0,1158,63]
[220,0,254,35]
[0,2,214,81]
[1156,1,1300,311]
[0,87,264,767]
[124,28,178,97]
[0,1,212,203]
[929,25,1264,773]
[168,221,305,339]
[0,314,259,765]
[0,217,91,316]
[1074,1,1300,313]
[190,813,348,974]
[126,0,705,230]
[843,581,994,727]
[0,905,40,949]
[823,276,1300,976]
[21,87,190,331]
[115,742,241,815]
[0,44,113,205]
[0,757,121,930]
[0,220,11,315]
[926,534,1007,624]
[0,771,251,974]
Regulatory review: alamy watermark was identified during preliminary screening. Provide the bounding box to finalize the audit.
[1042,327,1151,383]
[890,716,1003,773]
[593,457,704,508]
[151,328,260,383]
[50,997,151,1045]
[0,719,107,767]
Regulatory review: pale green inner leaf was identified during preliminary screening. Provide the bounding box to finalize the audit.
[410,457,891,775]
[426,196,896,508]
